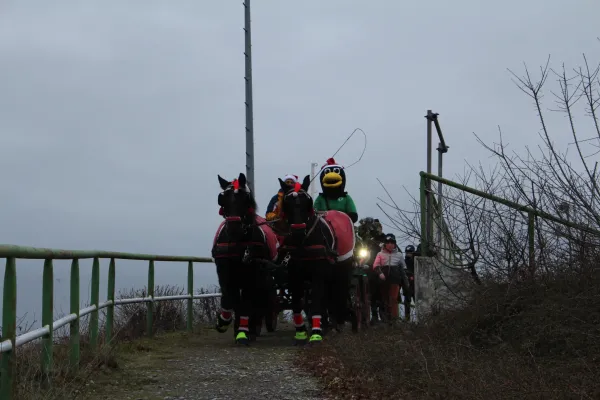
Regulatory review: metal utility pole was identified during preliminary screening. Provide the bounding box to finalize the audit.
[243,0,255,194]
[425,110,434,255]
[310,162,319,199]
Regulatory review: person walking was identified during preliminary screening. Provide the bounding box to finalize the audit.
[372,234,410,323]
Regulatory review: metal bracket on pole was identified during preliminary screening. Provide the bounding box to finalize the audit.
[424,110,450,257]
[425,111,434,255]
[310,162,319,199]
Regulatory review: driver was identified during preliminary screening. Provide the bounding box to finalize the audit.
[265,174,298,221]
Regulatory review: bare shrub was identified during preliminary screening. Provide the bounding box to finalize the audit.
[301,267,600,400]
[114,285,221,340]
[3,284,220,400]
[380,45,600,285]
[193,286,220,324]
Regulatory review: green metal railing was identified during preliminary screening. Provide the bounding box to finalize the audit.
[0,245,217,400]
[419,171,600,273]
[428,194,462,264]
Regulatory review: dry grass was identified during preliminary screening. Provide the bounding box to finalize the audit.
[299,268,600,400]
[7,285,220,400]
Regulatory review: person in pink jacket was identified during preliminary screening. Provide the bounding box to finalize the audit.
[372,233,409,321]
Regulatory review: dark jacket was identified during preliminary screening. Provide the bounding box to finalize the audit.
[266,191,282,214]
[405,254,415,274]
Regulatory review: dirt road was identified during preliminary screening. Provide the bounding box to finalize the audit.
[80,324,325,400]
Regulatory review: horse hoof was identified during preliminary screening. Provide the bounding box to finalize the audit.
[308,333,323,345]
[293,330,308,346]
[235,332,250,346]
[293,338,308,346]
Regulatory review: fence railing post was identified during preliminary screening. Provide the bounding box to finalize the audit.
[0,257,17,400]
[105,258,116,344]
[420,174,429,256]
[89,257,100,351]
[69,259,80,372]
[0,247,217,400]
[187,261,193,332]
[528,212,536,277]
[41,259,54,386]
[146,260,154,337]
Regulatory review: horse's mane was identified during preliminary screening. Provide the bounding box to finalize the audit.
[247,190,258,213]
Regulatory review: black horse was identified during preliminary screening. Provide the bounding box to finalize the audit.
[277,176,355,345]
[212,173,279,345]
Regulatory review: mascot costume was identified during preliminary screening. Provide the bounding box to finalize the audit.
[313,158,358,223]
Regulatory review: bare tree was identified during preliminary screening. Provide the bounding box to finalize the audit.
[379,44,600,284]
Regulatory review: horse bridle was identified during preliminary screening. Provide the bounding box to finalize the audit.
[218,181,255,233]
[278,185,323,268]
[281,183,317,232]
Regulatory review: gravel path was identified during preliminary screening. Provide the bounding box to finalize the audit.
[81,324,326,400]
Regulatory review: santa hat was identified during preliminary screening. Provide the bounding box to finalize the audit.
[283,174,298,183]
[321,157,344,171]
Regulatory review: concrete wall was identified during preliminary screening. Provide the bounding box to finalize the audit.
[414,256,471,321]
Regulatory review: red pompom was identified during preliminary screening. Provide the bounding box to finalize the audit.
[294,182,301,192]
[218,207,224,216]
[232,179,240,190]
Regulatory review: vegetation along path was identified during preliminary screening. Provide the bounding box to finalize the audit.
[80,324,324,400]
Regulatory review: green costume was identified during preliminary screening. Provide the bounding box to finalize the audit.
[314,194,357,215]
[313,157,358,223]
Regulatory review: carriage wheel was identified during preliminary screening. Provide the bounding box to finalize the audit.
[361,276,371,327]
[353,280,363,332]
[265,288,279,332]
[253,313,263,338]
[346,280,359,333]
[233,313,240,340]
[304,286,313,330]
[350,305,359,333]
[265,310,278,332]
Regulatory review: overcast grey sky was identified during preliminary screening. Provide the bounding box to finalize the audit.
[0,1,598,320]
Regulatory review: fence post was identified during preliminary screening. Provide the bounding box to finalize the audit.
[420,174,429,256]
[69,259,80,372]
[105,258,116,344]
[187,261,194,332]
[528,212,535,277]
[0,257,17,400]
[89,257,100,351]
[437,142,443,253]
[146,260,154,337]
[41,259,54,386]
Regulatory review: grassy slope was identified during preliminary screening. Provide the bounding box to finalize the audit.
[298,273,600,400]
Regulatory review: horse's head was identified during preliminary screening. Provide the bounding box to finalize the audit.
[217,172,257,238]
[278,175,313,240]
